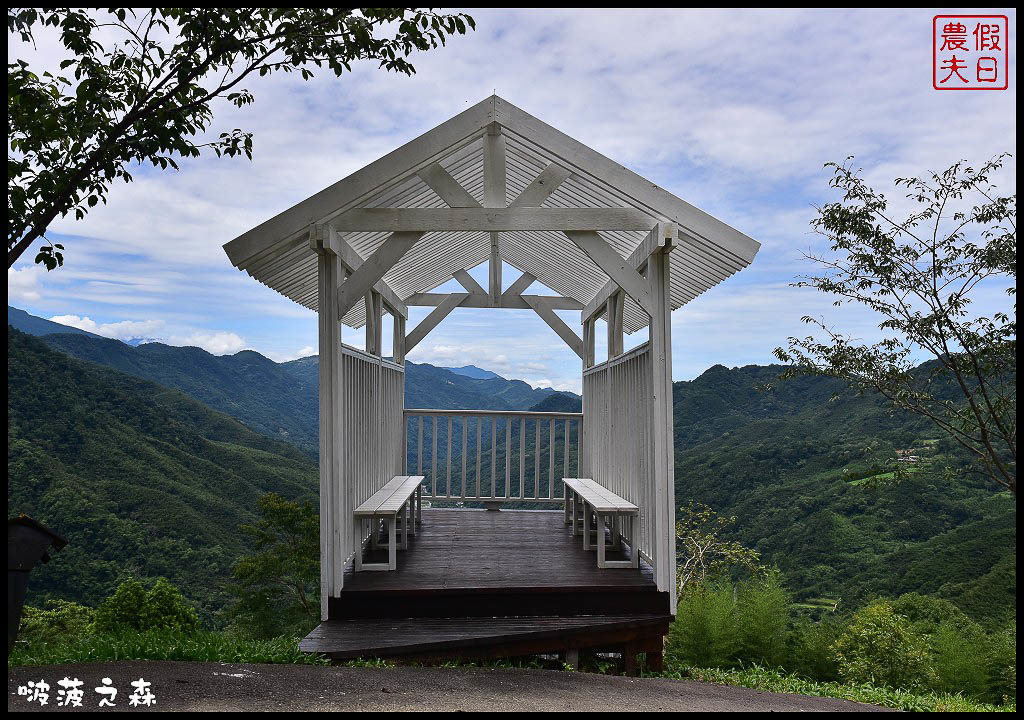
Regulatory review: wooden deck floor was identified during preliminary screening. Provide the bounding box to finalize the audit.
[341,508,656,593]
[308,510,670,664]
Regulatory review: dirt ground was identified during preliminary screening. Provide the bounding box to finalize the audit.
[9,661,893,712]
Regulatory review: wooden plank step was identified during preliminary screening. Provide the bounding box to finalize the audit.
[300,614,671,660]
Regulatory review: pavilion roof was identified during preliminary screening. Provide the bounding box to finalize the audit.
[223,96,759,332]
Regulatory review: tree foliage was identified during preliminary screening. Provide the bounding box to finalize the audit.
[832,601,935,690]
[774,155,1016,492]
[7,8,476,269]
[675,501,763,595]
[228,492,319,639]
[93,576,199,633]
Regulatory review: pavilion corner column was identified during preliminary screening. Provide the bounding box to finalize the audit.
[315,226,346,620]
[648,223,677,614]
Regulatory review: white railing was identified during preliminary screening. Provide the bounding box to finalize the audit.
[403,409,583,503]
[582,342,656,565]
[339,345,405,563]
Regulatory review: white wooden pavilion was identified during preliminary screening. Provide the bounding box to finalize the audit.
[223,96,759,669]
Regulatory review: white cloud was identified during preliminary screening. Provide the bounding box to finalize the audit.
[166,331,248,356]
[49,314,165,340]
[7,9,1016,385]
[8,265,45,303]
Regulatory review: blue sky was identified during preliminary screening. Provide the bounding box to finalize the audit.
[8,9,1017,393]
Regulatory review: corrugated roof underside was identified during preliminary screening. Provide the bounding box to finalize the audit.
[240,134,750,332]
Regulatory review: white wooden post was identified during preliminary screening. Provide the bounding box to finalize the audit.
[393,313,406,365]
[648,223,677,612]
[315,225,345,620]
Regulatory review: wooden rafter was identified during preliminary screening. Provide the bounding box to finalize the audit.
[582,224,675,322]
[508,163,572,208]
[523,295,583,359]
[453,268,486,296]
[502,271,536,298]
[326,228,408,318]
[336,232,423,317]
[416,162,481,208]
[565,231,654,317]
[405,292,468,352]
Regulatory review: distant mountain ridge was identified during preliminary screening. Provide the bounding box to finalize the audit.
[444,364,502,380]
[8,328,318,622]
[8,307,576,458]
[8,306,102,339]
[7,307,1013,625]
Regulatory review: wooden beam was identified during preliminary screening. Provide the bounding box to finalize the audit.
[523,295,583,359]
[336,232,423,317]
[583,317,596,368]
[489,234,502,302]
[493,95,759,265]
[405,293,469,353]
[647,223,676,609]
[606,290,624,358]
[581,224,674,322]
[332,208,654,233]
[416,162,481,208]
[392,313,406,365]
[453,268,486,295]
[364,291,383,355]
[565,231,654,317]
[406,292,582,311]
[483,125,507,209]
[508,163,572,208]
[223,97,496,267]
[314,226,345,614]
[502,271,536,298]
[326,228,407,318]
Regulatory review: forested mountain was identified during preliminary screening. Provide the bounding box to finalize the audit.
[9,307,572,457]
[8,306,101,339]
[7,309,1014,629]
[672,364,1015,626]
[8,329,318,623]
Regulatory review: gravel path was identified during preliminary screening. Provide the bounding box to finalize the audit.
[9,661,892,712]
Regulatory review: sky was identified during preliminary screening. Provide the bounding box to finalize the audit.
[8,9,1017,393]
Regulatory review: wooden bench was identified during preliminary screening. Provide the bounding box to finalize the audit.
[563,478,639,569]
[353,475,425,571]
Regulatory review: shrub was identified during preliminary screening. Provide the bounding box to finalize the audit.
[988,621,1016,703]
[93,577,148,632]
[18,601,95,646]
[832,601,934,690]
[93,577,198,634]
[735,571,790,668]
[930,619,989,698]
[141,578,200,632]
[667,582,738,668]
[891,592,974,636]
[788,615,845,681]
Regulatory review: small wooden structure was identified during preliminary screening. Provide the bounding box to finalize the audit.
[8,515,67,652]
[223,96,759,667]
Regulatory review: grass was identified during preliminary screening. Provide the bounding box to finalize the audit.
[11,630,1016,712]
[657,664,1017,713]
[8,629,329,668]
